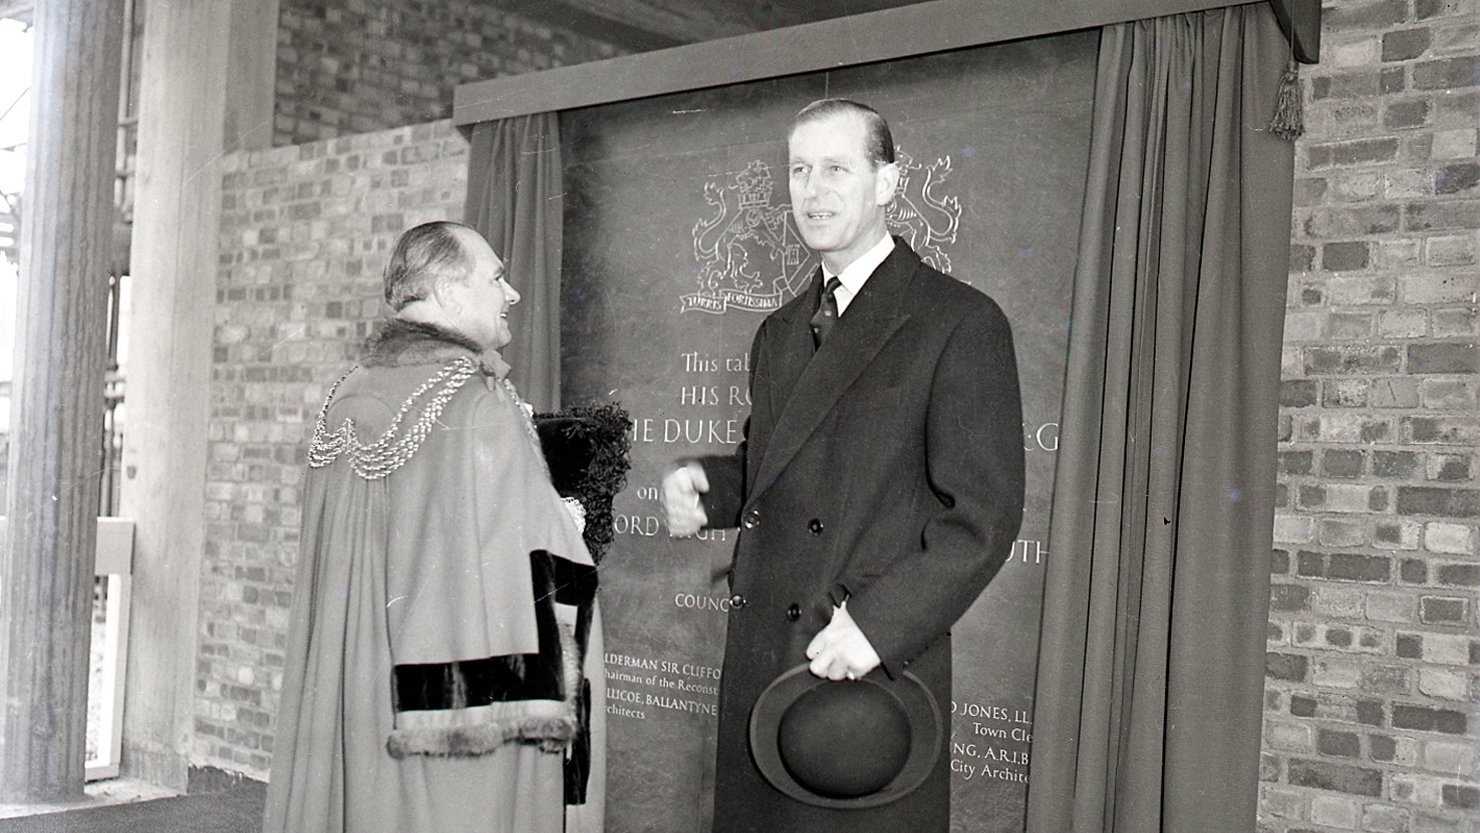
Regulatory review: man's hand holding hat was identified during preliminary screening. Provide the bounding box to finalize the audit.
[805,601,881,681]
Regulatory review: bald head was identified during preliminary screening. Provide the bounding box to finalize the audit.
[383,221,479,311]
[382,221,520,351]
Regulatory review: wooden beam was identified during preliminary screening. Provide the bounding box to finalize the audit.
[455,0,1250,124]
[1268,0,1320,63]
[0,0,123,803]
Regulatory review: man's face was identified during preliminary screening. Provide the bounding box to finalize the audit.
[788,111,897,271]
[445,230,520,350]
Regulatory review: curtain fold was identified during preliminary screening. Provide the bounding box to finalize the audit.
[1026,6,1294,832]
[466,113,564,412]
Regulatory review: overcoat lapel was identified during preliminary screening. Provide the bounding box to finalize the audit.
[763,271,824,414]
[747,245,917,508]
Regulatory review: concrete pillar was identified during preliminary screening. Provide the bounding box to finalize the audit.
[0,0,125,803]
[119,0,277,789]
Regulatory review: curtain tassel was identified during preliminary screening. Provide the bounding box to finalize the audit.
[1269,59,1304,141]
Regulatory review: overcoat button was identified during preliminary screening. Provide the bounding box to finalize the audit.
[786,603,800,621]
[742,510,761,529]
[729,594,747,609]
[807,518,824,535]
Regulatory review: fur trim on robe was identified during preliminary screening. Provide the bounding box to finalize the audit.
[386,625,584,758]
[360,319,489,369]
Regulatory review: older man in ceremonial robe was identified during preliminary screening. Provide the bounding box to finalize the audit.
[264,221,604,833]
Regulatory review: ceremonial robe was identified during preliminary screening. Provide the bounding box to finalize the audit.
[262,323,605,833]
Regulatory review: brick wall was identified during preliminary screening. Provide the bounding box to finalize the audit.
[1262,0,1479,830]
[196,121,466,774]
[274,0,626,146]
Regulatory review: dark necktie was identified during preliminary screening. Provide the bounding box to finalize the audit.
[810,276,841,348]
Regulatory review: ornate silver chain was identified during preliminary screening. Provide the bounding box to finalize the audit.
[307,356,480,480]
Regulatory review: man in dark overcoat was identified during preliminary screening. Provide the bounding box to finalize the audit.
[662,99,1025,833]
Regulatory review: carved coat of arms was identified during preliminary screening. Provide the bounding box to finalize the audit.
[684,149,963,315]
[886,149,961,275]
[684,161,809,314]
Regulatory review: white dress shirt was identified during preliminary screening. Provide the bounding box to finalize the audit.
[821,232,895,316]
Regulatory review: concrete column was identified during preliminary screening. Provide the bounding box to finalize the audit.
[0,0,125,803]
[119,0,278,789]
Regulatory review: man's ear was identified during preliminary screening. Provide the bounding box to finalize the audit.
[874,161,900,206]
[428,276,460,316]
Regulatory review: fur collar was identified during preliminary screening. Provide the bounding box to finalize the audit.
[360,319,509,378]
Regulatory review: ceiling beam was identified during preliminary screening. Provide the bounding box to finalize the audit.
[532,0,939,45]
[0,1,33,24]
[715,0,940,37]
[498,0,686,53]
[534,0,785,43]
[455,0,1242,125]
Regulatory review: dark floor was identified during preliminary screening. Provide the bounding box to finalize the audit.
[0,779,265,833]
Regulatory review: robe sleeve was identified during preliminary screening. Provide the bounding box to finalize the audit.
[382,377,592,757]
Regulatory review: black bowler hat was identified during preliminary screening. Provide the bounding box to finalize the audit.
[748,663,943,809]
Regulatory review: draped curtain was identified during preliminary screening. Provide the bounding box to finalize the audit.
[1027,5,1294,832]
[466,113,564,412]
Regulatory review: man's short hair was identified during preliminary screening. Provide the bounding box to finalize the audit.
[383,221,475,311]
[792,98,895,168]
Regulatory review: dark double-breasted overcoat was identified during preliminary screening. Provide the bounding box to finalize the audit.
[695,240,1026,833]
